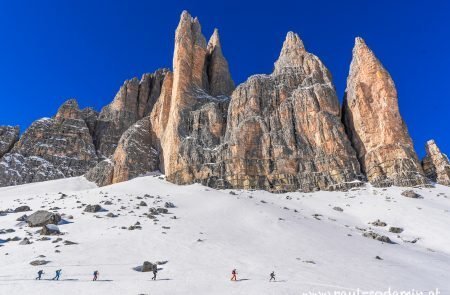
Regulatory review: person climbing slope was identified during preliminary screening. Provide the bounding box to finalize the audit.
[269,271,276,282]
[152,267,158,281]
[35,270,44,280]
[52,269,62,280]
[231,269,237,281]
[93,270,99,281]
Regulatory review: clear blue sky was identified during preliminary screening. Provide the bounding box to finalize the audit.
[0,0,448,158]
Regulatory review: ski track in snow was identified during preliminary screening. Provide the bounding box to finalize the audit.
[0,176,449,294]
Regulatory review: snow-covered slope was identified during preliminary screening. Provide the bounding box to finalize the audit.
[0,175,449,294]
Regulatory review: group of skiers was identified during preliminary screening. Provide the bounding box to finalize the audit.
[35,269,62,280]
[231,269,276,282]
[35,268,276,282]
[35,269,99,281]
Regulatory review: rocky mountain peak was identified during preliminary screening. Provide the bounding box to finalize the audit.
[342,38,428,187]
[55,99,82,121]
[273,31,306,74]
[206,28,235,97]
[422,140,450,185]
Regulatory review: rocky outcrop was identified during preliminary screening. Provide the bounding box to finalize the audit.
[86,116,160,186]
[216,32,363,192]
[342,38,427,187]
[95,69,169,158]
[111,117,159,183]
[422,140,450,185]
[85,159,114,187]
[206,29,235,97]
[0,126,19,158]
[27,210,61,227]
[151,11,233,185]
[0,99,98,187]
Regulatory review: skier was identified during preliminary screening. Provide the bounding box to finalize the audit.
[231,269,237,281]
[35,270,44,280]
[269,271,276,282]
[152,267,158,281]
[52,269,62,280]
[93,270,99,281]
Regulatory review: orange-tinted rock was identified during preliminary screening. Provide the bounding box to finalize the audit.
[422,140,450,186]
[95,69,169,158]
[342,38,428,187]
[219,32,362,192]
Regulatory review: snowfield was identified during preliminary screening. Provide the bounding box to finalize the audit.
[0,175,449,295]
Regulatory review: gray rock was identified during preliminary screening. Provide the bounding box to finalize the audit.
[40,224,60,235]
[389,227,404,234]
[84,204,102,213]
[363,231,393,244]
[14,205,31,212]
[0,125,19,158]
[27,210,61,227]
[401,190,422,199]
[30,260,50,266]
[164,202,176,208]
[371,220,387,227]
[141,261,156,272]
[19,238,32,245]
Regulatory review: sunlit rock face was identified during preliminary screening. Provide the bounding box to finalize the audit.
[218,32,363,192]
[422,140,450,186]
[0,99,98,186]
[342,37,428,187]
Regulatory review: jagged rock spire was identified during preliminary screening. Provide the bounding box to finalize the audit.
[173,10,208,92]
[274,32,306,74]
[207,28,235,96]
[342,37,428,187]
[422,140,450,185]
[55,99,82,121]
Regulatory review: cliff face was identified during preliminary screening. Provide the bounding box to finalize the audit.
[95,69,169,159]
[1,11,447,191]
[0,100,98,186]
[0,125,19,158]
[342,38,428,187]
[218,32,362,192]
[150,11,233,186]
[422,140,450,186]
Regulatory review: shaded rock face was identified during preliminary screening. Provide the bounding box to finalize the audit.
[342,38,427,187]
[0,100,98,187]
[95,69,169,159]
[111,117,159,183]
[86,117,159,186]
[422,140,450,186]
[85,159,114,187]
[0,126,19,158]
[151,11,234,185]
[218,32,362,192]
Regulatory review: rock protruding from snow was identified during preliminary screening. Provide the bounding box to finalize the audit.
[27,210,61,227]
[219,32,363,192]
[342,38,428,187]
[84,204,102,213]
[0,99,98,187]
[95,69,170,159]
[422,140,450,186]
[0,125,19,158]
[86,116,159,186]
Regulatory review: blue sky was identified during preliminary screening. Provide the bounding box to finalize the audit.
[0,0,448,158]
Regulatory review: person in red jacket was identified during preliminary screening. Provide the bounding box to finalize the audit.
[231,269,237,281]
